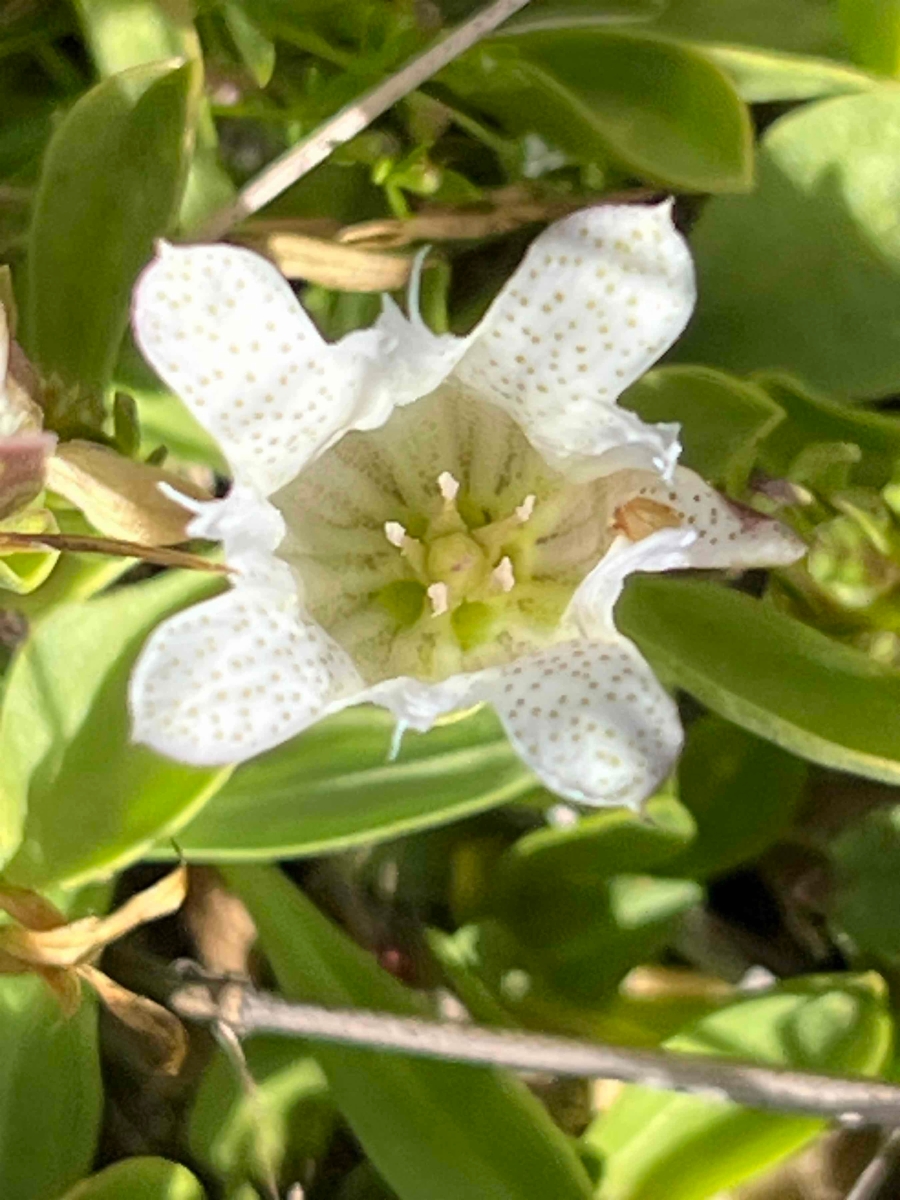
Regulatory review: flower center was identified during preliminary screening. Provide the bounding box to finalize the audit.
[270,386,681,685]
[383,470,532,618]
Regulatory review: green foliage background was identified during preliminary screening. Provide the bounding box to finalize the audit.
[3,1,900,1197]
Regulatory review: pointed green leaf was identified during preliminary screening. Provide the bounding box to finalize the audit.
[618,575,900,785]
[225,865,593,1200]
[26,61,198,402]
[445,29,753,193]
[622,366,783,491]
[755,371,900,488]
[162,706,540,863]
[73,0,235,229]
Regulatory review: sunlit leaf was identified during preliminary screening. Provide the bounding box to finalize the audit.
[160,706,541,862]
[226,865,593,1200]
[59,1158,204,1200]
[444,29,753,193]
[585,974,892,1200]
[676,87,900,398]
[26,62,198,405]
[0,977,101,1200]
[618,575,900,785]
[0,570,229,885]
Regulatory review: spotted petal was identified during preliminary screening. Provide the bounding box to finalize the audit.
[129,583,364,767]
[479,638,682,809]
[609,465,805,571]
[132,243,461,496]
[453,201,694,477]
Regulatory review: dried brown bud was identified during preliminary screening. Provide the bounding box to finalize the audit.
[46,440,210,547]
[0,432,56,520]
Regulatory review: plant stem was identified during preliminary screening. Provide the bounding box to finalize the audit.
[195,0,534,240]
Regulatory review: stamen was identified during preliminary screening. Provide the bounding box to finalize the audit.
[385,520,427,576]
[438,471,460,503]
[492,555,516,593]
[385,521,406,548]
[427,581,450,616]
[515,494,536,523]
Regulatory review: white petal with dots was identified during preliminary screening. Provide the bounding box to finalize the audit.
[477,639,683,809]
[453,202,693,477]
[610,465,805,572]
[132,243,459,496]
[129,584,365,766]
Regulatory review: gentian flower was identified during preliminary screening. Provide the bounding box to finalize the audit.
[129,203,802,808]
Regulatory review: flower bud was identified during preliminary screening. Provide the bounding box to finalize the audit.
[46,440,210,547]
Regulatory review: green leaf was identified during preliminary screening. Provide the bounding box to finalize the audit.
[224,1,276,87]
[191,1039,333,1193]
[585,974,892,1200]
[74,0,196,67]
[225,865,593,1200]
[618,575,900,786]
[666,716,807,880]
[832,804,900,965]
[505,873,703,1004]
[509,0,873,102]
[444,30,753,193]
[26,61,198,403]
[840,0,900,76]
[0,570,229,886]
[479,796,700,1005]
[703,45,875,103]
[0,979,102,1200]
[676,87,900,399]
[493,794,695,901]
[73,0,235,229]
[755,371,900,488]
[641,0,850,58]
[621,366,784,491]
[59,1158,204,1200]
[161,706,539,862]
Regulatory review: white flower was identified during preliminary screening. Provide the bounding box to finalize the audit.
[129,203,802,809]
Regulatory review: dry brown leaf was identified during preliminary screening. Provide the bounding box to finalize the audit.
[0,865,188,969]
[235,231,413,291]
[35,964,83,1016]
[47,440,210,546]
[338,188,663,251]
[79,964,188,1075]
[0,883,66,931]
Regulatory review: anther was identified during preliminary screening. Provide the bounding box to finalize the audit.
[515,495,536,523]
[492,556,516,593]
[385,521,406,548]
[427,582,450,616]
[438,471,460,503]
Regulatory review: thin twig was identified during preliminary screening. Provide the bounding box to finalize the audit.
[846,1128,900,1200]
[172,981,900,1127]
[213,1017,280,1200]
[196,0,534,240]
[0,531,230,574]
